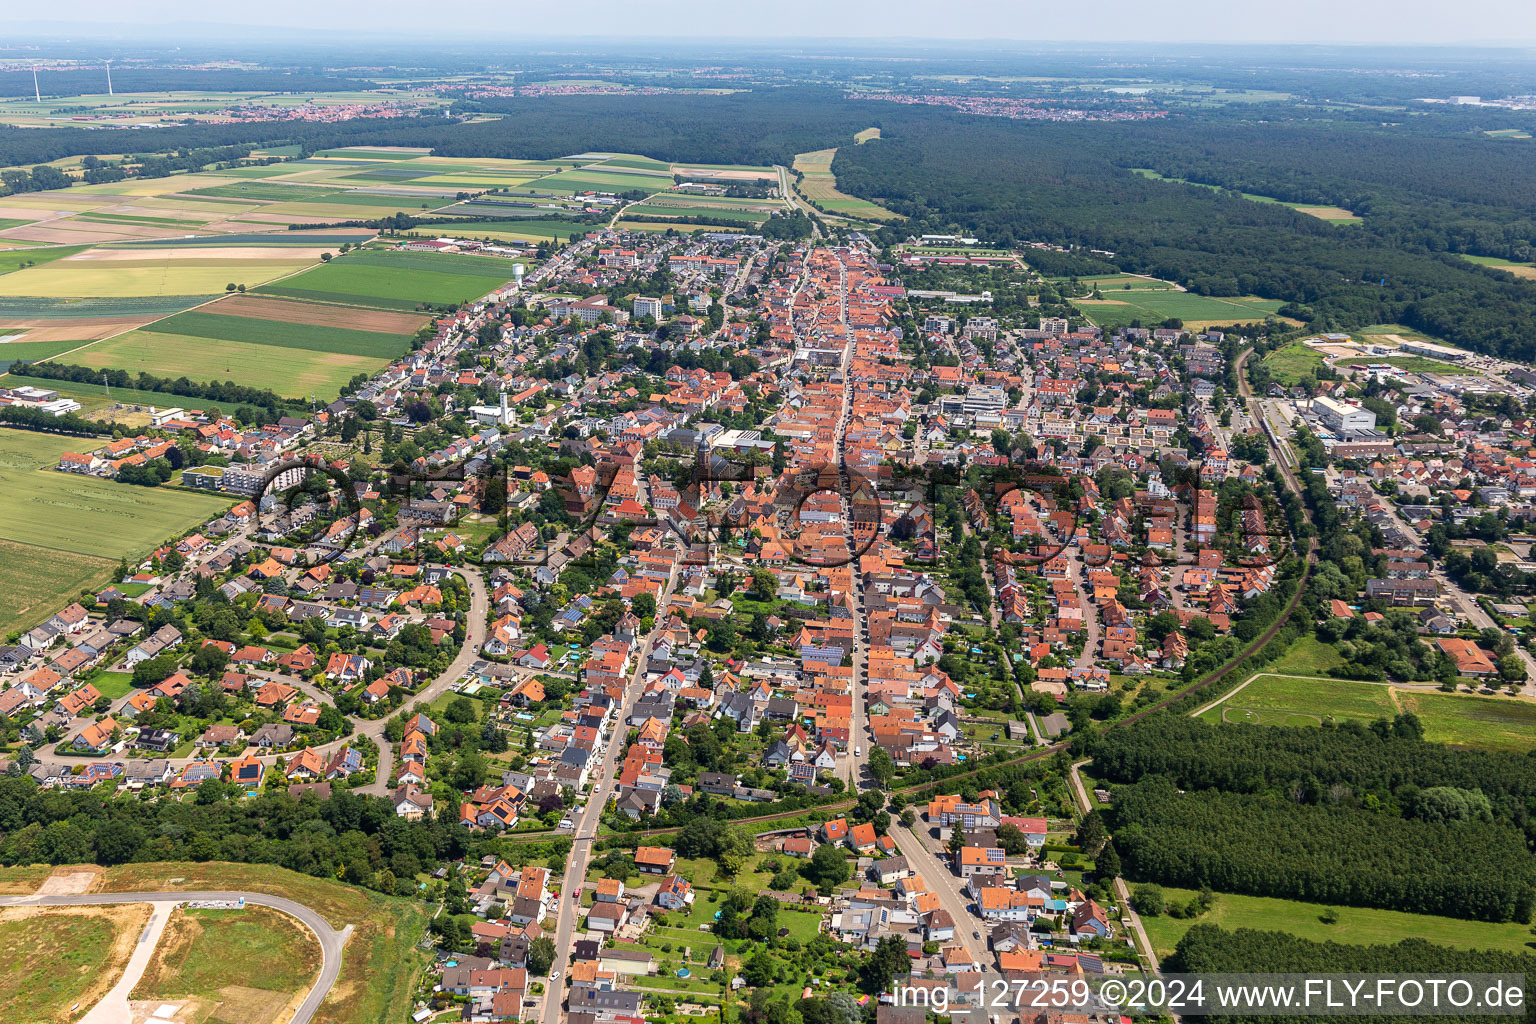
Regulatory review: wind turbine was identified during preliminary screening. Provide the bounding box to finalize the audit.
[101,59,113,97]
[32,66,40,103]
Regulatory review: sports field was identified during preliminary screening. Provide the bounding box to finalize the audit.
[0,427,230,633]
[1075,289,1284,329]
[1139,885,1536,959]
[1200,673,1536,751]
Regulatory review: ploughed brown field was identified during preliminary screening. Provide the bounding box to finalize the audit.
[197,293,430,333]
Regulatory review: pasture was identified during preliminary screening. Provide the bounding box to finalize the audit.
[1074,289,1284,329]
[151,310,414,357]
[1138,886,1536,959]
[1129,169,1363,223]
[1201,672,1536,751]
[0,257,314,297]
[1460,254,1536,282]
[0,426,230,559]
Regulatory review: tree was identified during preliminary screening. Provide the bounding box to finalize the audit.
[861,935,910,994]
[1074,809,1108,856]
[444,696,476,724]
[996,822,1030,856]
[803,842,850,890]
[866,746,895,788]
[1133,883,1166,916]
[189,645,230,677]
[717,825,755,877]
[1097,842,1122,880]
[529,936,557,976]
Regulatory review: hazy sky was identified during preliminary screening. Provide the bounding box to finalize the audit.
[15,0,1536,45]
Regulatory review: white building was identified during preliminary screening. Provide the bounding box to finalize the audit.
[633,296,663,320]
[1312,395,1376,433]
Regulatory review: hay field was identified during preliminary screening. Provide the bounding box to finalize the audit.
[0,258,315,297]
[0,427,230,632]
[792,148,900,222]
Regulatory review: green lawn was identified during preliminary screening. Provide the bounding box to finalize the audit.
[85,669,134,699]
[1076,289,1285,330]
[1262,341,1327,386]
[1139,886,1536,959]
[1203,672,1536,751]
[0,427,230,630]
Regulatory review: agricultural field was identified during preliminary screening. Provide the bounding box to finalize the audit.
[69,330,380,399]
[1200,672,1536,751]
[1460,253,1536,281]
[1138,886,1536,959]
[0,427,231,634]
[0,244,321,298]
[255,248,519,310]
[1129,169,1363,223]
[1075,289,1285,329]
[132,906,320,1024]
[396,219,595,244]
[0,903,154,1024]
[1261,341,1328,385]
[792,148,900,222]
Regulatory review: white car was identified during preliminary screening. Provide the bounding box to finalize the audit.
[550,970,561,981]
[558,819,574,830]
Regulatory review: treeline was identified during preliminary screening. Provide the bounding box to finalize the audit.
[1112,776,1536,922]
[1171,926,1536,1024]
[0,115,454,171]
[0,774,463,897]
[0,405,113,437]
[1,145,257,196]
[440,89,870,166]
[0,68,377,99]
[21,362,301,423]
[1092,716,1536,837]
[834,114,1536,362]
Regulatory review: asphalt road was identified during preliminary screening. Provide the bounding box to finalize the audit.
[540,566,681,1024]
[0,890,351,1024]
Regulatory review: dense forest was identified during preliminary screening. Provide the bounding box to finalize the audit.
[0,774,464,896]
[2,83,1536,357]
[0,68,377,98]
[1112,775,1536,922]
[835,114,1536,360]
[1170,926,1536,1024]
[1091,716,1536,839]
